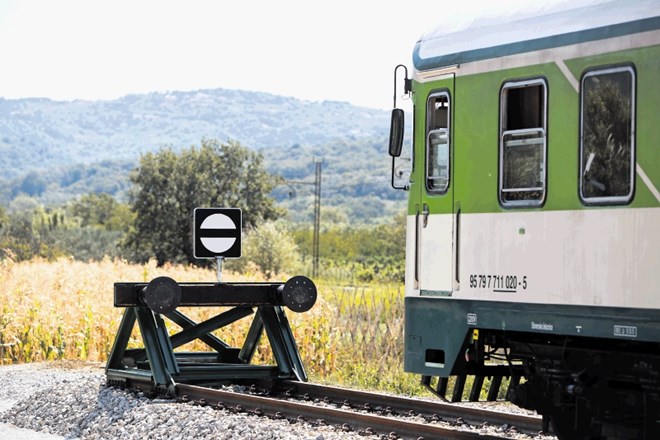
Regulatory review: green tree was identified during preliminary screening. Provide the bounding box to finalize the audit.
[68,193,133,231]
[0,194,132,262]
[0,210,39,260]
[49,227,123,261]
[291,213,406,282]
[123,138,283,265]
[0,204,64,261]
[9,195,40,213]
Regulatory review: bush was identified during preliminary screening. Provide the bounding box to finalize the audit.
[225,221,301,279]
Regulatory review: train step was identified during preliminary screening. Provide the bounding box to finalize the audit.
[421,372,522,402]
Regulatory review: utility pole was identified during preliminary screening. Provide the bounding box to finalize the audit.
[312,161,322,277]
[287,160,322,277]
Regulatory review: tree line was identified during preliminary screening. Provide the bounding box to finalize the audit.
[0,138,405,283]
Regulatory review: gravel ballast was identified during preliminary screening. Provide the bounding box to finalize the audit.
[0,362,378,440]
[1,362,554,439]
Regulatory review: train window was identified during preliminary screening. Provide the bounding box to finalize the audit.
[426,92,450,194]
[580,66,635,204]
[499,79,547,207]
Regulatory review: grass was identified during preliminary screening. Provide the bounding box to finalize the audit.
[0,257,425,396]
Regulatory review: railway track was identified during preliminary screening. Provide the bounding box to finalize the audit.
[171,380,547,439]
[269,380,544,433]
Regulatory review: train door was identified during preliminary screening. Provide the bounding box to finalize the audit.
[416,81,456,295]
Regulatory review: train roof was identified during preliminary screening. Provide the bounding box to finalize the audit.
[413,0,660,72]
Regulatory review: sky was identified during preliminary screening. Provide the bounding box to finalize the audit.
[0,0,605,110]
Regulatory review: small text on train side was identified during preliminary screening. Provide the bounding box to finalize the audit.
[469,274,527,292]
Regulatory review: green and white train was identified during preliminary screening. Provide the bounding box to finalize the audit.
[388,1,660,438]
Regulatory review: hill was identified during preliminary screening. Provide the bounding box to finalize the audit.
[0,88,407,223]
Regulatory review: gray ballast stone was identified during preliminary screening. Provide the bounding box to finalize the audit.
[0,363,372,440]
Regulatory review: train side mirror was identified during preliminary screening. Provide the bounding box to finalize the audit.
[389,63,411,190]
[389,108,405,157]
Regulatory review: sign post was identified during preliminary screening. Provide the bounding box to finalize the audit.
[216,257,223,283]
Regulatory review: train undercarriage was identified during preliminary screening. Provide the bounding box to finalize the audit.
[423,331,660,439]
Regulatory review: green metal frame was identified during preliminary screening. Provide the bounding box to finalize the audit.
[106,303,307,391]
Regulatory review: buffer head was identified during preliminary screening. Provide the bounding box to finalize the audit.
[142,276,182,314]
[281,276,317,313]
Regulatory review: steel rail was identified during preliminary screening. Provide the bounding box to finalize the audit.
[272,380,544,434]
[177,383,506,439]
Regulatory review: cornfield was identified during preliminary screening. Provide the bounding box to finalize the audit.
[0,257,424,395]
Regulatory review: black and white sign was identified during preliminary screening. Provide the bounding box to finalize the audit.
[193,208,242,259]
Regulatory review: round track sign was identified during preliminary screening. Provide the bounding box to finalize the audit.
[193,208,242,259]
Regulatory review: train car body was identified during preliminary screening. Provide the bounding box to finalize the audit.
[388,1,660,438]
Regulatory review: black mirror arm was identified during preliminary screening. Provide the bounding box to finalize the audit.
[393,64,410,108]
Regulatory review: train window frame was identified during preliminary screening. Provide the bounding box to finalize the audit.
[425,90,451,195]
[579,65,636,205]
[498,78,548,208]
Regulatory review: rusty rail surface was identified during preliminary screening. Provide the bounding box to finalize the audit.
[176,382,533,439]
[272,380,544,434]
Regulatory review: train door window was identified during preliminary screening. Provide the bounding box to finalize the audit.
[499,79,547,207]
[580,66,635,204]
[426,92,450,194]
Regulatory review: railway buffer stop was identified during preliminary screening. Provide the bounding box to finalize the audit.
[105,208,317,393]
